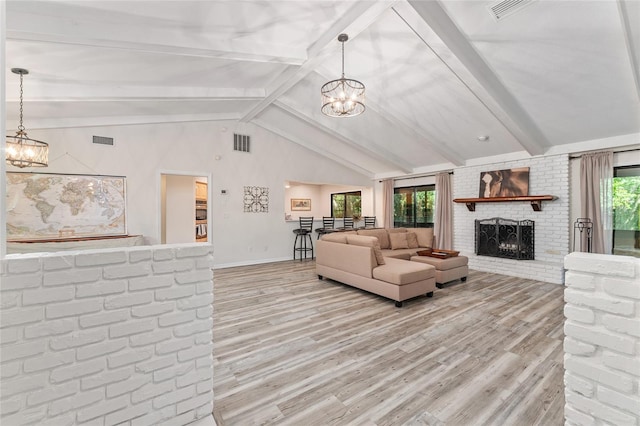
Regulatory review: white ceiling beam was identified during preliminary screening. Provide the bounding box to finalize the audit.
[405,0,550,156]
[6,3,306,65]
[4,83,265,102]
[252,119,375,179]
[240,1,398,123]
[7,112,241,131]
[7,31,305,65]
[273,101,413,174]
[617,0,640,101]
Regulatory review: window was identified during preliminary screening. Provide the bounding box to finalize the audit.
[612,165,640,257]
[331,191,361,218]
[394,185,435,228]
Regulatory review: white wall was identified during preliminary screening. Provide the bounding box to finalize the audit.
[6,121,371,267]
[453,154,570,284]
[0,244,214,425]
[563,252,640,425]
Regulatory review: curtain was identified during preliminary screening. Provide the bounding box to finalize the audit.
[382,179,394,229]
[435,172,453,250]
[580,151,613,254]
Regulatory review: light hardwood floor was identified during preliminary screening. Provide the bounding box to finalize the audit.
[213,260,565,426]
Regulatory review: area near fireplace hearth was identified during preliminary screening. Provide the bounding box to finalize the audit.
[453,154,570,284]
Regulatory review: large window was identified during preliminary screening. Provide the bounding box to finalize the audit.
[612,165,640,257]
[394,185,435,228]
[331,191,361,218]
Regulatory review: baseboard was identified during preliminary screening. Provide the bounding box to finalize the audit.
[213,256,293,270]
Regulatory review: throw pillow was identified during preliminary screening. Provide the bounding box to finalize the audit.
[389,232,409,250]
[406,232,419,248]
[346,235,386,265]
[408,227,433,248]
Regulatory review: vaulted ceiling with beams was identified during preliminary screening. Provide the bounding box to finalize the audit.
[5,0,640,178]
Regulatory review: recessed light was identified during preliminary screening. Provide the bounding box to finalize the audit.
[477,135,490,142]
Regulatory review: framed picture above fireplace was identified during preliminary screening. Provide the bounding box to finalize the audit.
[479,167,529,198]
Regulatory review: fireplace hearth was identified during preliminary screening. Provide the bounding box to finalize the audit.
[475,217,534,260]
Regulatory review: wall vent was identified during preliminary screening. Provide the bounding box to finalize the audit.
[233,133,251,153]
[488,0,535,21]
[93,135,114,146]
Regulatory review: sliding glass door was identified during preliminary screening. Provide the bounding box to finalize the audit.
[612,165,640,257]
[393,185,435,228]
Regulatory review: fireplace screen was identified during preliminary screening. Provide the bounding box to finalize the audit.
[475,217,534,260]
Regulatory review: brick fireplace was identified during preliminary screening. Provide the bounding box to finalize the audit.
[453,154,570,284]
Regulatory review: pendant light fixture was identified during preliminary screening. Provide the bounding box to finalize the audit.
[6,68,48,168]
[321,34,365,118]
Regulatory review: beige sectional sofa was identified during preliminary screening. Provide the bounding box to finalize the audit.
[316,233,436,307]
[356,227,434,259]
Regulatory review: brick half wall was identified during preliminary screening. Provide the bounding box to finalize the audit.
[0,244,214,426]
[563,252,640,425]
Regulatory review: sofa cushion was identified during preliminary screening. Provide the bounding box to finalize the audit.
[346,235,385,265]
[357,229,390,249]
[380,248,417,260]
[406,232,419,249]
[406,228,433,248]
[321,233,348,244]
[373,257,435,285]
[389,232,409,250]
[411,255,468,270]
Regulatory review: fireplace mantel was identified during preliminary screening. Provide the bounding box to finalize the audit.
[453,195,557,212]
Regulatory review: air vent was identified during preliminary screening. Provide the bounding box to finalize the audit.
[93,136,114,146]
[489,0,535,21]
[233,133,251,153]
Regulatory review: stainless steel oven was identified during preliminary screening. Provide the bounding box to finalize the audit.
[196,201,207,221]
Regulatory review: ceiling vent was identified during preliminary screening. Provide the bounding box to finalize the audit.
[488,0,535,21]
[233,133,251,153]
[93,135,114,146]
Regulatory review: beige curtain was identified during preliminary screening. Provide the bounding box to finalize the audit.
[580,151,613,254]
[382,179,394,229]
[435,172,453,250]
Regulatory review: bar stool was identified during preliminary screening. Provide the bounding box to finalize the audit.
[293,217,314,260]
[339,217,354,230]
[315,217,335,239]
[364,216,377,228]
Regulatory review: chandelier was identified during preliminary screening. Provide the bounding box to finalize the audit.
[6,68,48,168]
[321,34,365,118]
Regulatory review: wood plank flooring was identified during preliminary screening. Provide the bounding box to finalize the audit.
[212,260,565,426]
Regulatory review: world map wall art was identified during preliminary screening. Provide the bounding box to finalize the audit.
[6,172,127,241]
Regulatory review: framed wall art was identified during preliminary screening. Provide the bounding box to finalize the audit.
[479,167,529,198]
[244,186,269,213]
[6,172,127,241]
[291,198,311,211]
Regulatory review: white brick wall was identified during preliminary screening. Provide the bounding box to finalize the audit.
[453,154,570,284]
[564,252,640,426]
[0,244,214,425]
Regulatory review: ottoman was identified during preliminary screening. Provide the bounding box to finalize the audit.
[410,254,468,288]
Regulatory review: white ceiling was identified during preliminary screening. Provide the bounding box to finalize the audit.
[5,0,640,178]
